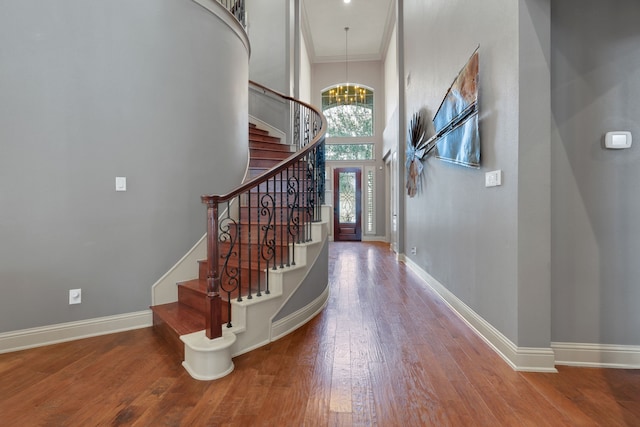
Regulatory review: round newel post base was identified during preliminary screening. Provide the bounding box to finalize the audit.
[180,330,236,381]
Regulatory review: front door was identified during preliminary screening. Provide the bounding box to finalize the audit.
[333,167,362,241]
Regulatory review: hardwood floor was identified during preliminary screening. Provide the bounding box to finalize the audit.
[1,242,639,426]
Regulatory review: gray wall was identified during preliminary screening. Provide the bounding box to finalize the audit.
[248,86,290,143]
[246,0,294,143]
[517,0,552,349]
[401,0,551,347]
[247,0,294,94]
[0,0,249,332]
[273,240,328,322]
[551,0,640,345]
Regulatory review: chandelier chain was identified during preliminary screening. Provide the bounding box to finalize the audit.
[345,26,349,87]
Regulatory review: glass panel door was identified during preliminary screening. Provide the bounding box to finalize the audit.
[333,168,362,241]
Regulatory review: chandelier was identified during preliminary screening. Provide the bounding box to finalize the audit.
[326,26,368,107]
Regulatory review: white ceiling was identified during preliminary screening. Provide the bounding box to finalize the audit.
[301,0,395,63]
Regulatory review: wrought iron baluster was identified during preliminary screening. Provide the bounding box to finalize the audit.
[260,189,274,295]
[287,166,299,266]
[307,157,316,242]
[218,0,246,28]
[293,102,301,150]
[308,156,316,239]
[246,189,253,300]
[278,174,284,269]
[219,200,239,327]
[260,192,276,272]
[284,168,291,267]
[316,140,326,219]
[304,107,310,148]
[237,197,243,301]
[256,184,262,297]
[297,163,302,258]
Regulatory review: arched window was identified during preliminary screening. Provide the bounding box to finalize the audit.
[321,84,374,138]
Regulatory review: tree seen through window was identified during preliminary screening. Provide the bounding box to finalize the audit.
[322,84,373,138]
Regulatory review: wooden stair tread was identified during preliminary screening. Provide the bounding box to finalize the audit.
[249,167,270,176]
[249,140,293,152]
[249,134,283,144]
[249,148,292,158]
[179,278,208,292]
[151,302,204,336]
[249,151,291,160]
[248,125,269,135]
[250,156,288,162]
[250,158,282,165]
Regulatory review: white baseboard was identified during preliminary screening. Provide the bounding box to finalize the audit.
[403,257,557,373]
[270,285,330,342]
[552,342,640,369]
[362,235,388,242]
[0,310,152,354]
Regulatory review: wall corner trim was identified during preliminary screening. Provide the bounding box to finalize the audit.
[0,310,152,355]
[403,257,557,373]
[552,342,640,369]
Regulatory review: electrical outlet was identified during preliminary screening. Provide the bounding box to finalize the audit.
[410,247,417,255]
[69,289,82,305]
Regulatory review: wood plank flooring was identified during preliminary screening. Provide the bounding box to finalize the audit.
[1,241,639,426]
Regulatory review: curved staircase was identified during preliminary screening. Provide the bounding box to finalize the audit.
[151,90,328,380]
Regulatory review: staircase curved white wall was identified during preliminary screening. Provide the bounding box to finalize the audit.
[0,0,250,335]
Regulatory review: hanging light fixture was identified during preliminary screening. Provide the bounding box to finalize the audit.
[325,26,370,109]
[329,27,367,105]
[342,26,350,104]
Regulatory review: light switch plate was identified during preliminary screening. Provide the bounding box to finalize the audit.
[69,289,82,304]
[115,177,127,192]
[485,170,502,187]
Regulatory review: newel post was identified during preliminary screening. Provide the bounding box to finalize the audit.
[202,196,222,340]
